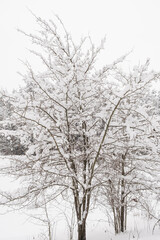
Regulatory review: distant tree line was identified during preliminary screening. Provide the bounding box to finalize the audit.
[0,98,26,155]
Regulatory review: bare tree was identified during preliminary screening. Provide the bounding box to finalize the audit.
[27,197,54,240]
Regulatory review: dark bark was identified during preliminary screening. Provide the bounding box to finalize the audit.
[109,153,128,234]
[78,221,86,240]
[121,192,125,232]
[121,153,125,232]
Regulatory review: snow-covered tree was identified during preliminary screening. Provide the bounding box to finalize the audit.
[0,16,160,240]
[98,64,160,233]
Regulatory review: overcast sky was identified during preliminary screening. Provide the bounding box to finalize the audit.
[0,0,160,91]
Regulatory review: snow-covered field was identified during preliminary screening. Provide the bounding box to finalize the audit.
[0,207,159,240]
[0,165,159,240]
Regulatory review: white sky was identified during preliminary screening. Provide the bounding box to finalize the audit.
[0,0,160,91]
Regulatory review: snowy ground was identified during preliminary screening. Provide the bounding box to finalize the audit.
[87,209,160,240]
[0,160,159,240]
[0,207,159,240]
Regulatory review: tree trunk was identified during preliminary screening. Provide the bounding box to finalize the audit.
[121,197,125,232]
[121,153,125,232]
[78,221,86,240]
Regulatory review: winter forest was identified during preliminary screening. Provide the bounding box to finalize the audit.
[0,1,160,240]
